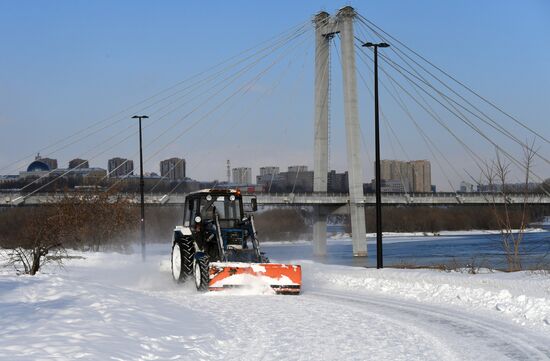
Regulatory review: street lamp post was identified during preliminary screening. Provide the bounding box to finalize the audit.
[362,42,389,269]
[132,115,149,262]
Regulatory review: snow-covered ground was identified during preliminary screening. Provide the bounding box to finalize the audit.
[1,244,550,360]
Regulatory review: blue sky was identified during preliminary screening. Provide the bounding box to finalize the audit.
[0,0,548,189]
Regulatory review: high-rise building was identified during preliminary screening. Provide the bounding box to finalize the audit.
[160,157,186,181]
[410,160,431,192]
[281,170,314,192]
[108,157,134,178]
[256,166,280,187]
[377,159,431,192]
[69,158,89,169]
[327,170,349,193]
[288,165,308,173]
[259,166,280,177]
[379,160,410,190]
[232,167,252,184]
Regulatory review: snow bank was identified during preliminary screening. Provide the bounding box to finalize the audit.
[304,262,550,329]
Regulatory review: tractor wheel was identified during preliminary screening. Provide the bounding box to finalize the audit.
[194,255,210,292]
[180,238,194,277]
[171,238,194,283]
[171,242,184,283]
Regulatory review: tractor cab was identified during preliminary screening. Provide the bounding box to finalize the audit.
[183,189,262,263]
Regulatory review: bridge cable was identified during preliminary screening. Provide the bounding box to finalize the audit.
[355,23,482,187]
[0,20,312,174]
[375,50,550,166]
[355,19,549,169]
[343,30,412,194]
[105,28,312,192]
[351,28,414,194]
[105,29,313,194]
[355,17,550,194]
[356,14,550,145]
[331,33,376,192]
[355,45,489,181]
[358,45,550,196]
[10,22,311,193]
[16,24,312,200]
[154,43,308,195]
[311,24,333,192]
[104,26,311,182]
[353,28,461,192]
[356,39,541,179]
[379,54,550,190]
[14,27,310,196]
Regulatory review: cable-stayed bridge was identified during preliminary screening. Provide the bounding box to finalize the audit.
[1,7,548,257]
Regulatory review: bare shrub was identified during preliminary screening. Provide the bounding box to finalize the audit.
[1,206,68,275]
[58,191,138,252]
[482,143,538,271]
[0,191,139,274]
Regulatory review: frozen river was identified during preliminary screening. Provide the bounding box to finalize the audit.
[262,230,550,269]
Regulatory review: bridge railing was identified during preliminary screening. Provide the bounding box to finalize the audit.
[2,190,549,206]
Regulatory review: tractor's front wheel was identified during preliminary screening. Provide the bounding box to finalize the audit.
[171,242,184,283]
[194,255,210,292]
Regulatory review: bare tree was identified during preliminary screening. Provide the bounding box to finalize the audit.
[484,142,537,271]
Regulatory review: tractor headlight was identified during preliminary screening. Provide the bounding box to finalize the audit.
[194,216,202,223]
[229,195,235,201]
[206,195,212,201]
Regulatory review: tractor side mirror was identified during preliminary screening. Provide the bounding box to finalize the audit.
[251,198,258,212]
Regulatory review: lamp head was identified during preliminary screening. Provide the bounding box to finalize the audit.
[361,42,390,48]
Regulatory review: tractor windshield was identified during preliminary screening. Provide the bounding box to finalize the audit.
[200,195,242,228]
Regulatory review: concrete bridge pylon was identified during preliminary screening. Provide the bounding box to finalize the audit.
[313,6,367,257]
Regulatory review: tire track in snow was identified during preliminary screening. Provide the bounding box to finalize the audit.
[149,288,466,361]
[309,289,550,361]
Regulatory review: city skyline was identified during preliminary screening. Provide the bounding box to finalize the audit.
[4,153,549,192]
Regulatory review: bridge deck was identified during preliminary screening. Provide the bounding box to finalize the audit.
[2,192,549,207]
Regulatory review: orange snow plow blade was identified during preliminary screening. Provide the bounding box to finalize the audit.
[208,262,301,295]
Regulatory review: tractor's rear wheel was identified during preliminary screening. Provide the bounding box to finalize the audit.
[171,238,194,283]
[194,255,210,291]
